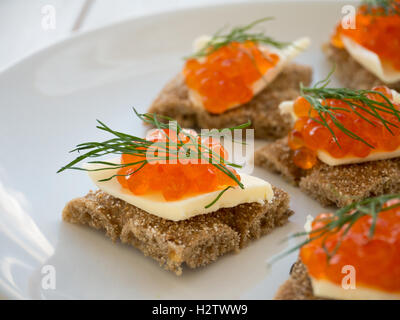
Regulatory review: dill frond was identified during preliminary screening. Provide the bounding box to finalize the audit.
[184,17,290,60]
[58,108,251,208]
[300,70,400,148]
[272,193,400,263]
[362,0,400,16]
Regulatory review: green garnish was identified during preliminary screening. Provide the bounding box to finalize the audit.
[184,17,290,60]
[299,69,400,148]
[362,0,400,16]
[58,108,250,209]
[204,186,233,209]
[272,194,400,263]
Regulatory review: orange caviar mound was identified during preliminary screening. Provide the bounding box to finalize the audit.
[300,199,400,293]
[287,86,400,170]
[116,128,240,201]
[183,41,280,114]
[331,3,400,70]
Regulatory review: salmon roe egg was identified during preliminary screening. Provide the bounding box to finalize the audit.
[288,130,304,150]
[116,128,241,201]
[331,4,400,70]
[292,147,317,170]
[288,86,400,169]
[293,96,312,117]
[300,199,400,293]
[183,41,280,114]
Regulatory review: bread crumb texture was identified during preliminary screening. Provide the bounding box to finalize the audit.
[62,187,292,275]
[274,260,321,300]
[323,43,400,91]
[255,137,400,207]
[148,63,312,139]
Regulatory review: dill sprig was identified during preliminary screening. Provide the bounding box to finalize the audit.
[184,17,290,60]
[272,194,400,263]
[300,70,400,148]
[58,108,250,208]
[362,0,400,16]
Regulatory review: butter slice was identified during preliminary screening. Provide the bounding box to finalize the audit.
[279,92,400,166]
[84,159,274,221]
[316,148,400,166]
[311,277,400,300]
[341,36,400,84]
[188,37,311,111]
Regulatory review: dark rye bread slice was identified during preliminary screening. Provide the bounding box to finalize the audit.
[148,63,312,139]
[62,187,293,275]
[323,43,400,91]
[255,138,400,207]
[275,260,321,300]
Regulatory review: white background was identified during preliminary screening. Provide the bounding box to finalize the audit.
[0,0,334,70]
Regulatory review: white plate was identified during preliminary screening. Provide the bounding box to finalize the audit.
[0,0,350,299]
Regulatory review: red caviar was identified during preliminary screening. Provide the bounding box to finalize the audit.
[288,86,400,169]
[300,199,400,293]
[331,3,400,70]
[183,41,280,114]
[116,129,240,201]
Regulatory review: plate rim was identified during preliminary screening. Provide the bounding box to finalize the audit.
[0,0,350,75]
